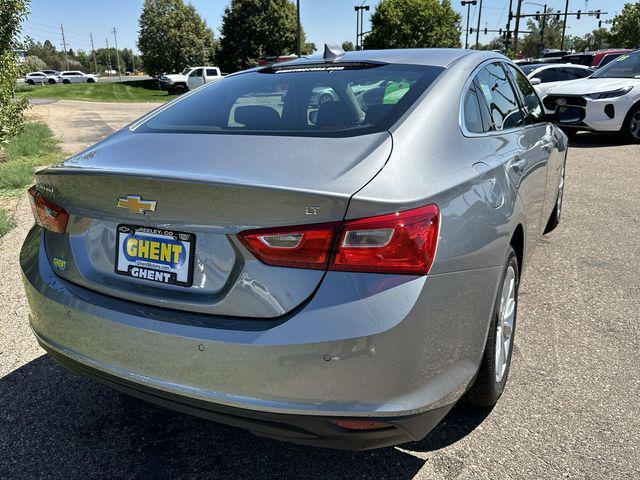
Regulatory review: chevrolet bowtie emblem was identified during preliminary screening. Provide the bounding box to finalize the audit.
[117,195,157,215]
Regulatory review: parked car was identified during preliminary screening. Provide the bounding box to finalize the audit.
[59,70,98,84]
[24,71,59,85]
[543,50,640,141]
[21,47,567,450]
[561,52,595,66]
[519,63,594,97]
[159,66,223,95]
[590,49,633,69]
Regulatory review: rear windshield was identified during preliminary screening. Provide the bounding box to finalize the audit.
[136,63,444,137]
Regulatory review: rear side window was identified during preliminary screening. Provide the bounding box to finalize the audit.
[505,63,544,124]
[475,63,525,130]
[463,82,484,133]
[136,63,444,137]
[206,69,218,76]
[533,68,559,83]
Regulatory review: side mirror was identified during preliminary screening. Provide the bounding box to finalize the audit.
[529,77,542,86]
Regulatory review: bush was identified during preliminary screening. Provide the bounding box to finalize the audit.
[0,207,16,237]
[20,55,47,75]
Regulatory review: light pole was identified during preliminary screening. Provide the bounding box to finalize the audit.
[296,0,301,57]
[461,1,477,49]
[354,2,369,50]
[475,0,484,49]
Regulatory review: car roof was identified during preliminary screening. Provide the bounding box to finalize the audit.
[280,48,505,68]
[535,63,591,69]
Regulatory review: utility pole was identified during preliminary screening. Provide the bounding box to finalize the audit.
[105,37,112,75]
[461,1,477,49]
[513,0,523,54]
[296,0,301,57]
[560,0,570,51]
[539,4,548,57]
[60,23,70,70]
[89,32,98,75]
[475,0,483,49]
[354,3,369,50]
[112,27,122,82]
[506,0,514,51]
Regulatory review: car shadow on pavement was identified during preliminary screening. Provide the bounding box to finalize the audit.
[1,355,489,480]
[568,132,631,149]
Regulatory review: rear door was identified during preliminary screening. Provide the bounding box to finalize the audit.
[187,68,204,90]
[475,62,550,249]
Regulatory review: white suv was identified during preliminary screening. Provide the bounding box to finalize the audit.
[543,51,640,142]
[24,71,59,85]
[59,71,98,84]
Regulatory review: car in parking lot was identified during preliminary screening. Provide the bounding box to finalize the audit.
[519,63,594,97]
[21,47,567,450]
[24,71,59,85]
[159,66,223,94]
[543,50,640,141]
[59,70,98,84]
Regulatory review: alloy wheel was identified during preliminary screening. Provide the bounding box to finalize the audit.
[630,110,640,140]
[495,265,516,383]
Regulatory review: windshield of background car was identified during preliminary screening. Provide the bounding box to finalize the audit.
[136,63,444,137]
[591,52,640,79]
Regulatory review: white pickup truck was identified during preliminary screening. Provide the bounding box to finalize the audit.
[159,66,223,95]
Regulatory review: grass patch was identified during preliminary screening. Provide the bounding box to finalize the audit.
[0,208,16,237]
[0,122,63,237]
[16,79,171,103]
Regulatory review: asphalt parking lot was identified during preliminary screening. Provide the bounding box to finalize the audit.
[1,102,639,479]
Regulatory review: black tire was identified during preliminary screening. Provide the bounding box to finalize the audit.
[560,128,579,140]
[173,84,187,95]
[87,78,95,83]
[465,247,519,406]
[62,79,70,84]
[26,79,35,85]
[544,166,565,234]
[622,103,640,144]
[47,78,56,85]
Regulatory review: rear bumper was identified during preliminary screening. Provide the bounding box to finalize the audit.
[42,343,452,450]
[21,227,501,448]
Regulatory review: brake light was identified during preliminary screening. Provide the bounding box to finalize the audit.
[27,185,69,234]
[237,222,340,270]
[331,205,439,274]
[237,205,439,275]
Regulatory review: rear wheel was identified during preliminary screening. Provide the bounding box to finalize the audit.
[622,103,640,144]
[465,247,519,406]
[62,79,70,84]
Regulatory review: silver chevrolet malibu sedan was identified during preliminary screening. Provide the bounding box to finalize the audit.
[21,48,567,449]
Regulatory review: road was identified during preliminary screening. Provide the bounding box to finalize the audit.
[1,102,638,479]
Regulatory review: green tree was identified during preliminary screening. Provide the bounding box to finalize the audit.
[570,28,611,52]
[610,2,640,49]
[138,0,217,76]
[217,0,314,72]
[363,0,461,49]
[520,14,564,58]
[0,0,30,145]
[341,40,355,52]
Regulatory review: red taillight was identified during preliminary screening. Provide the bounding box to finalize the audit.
[237,222,340,270]
[237,205,439,275]
[331,204,439,275]
[27,185,69,234]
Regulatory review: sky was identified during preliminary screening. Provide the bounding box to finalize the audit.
[20,0,631,55]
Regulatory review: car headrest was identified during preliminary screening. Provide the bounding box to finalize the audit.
[363,104,393,125]
[315,101,358,129]
[234,105,281,130]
